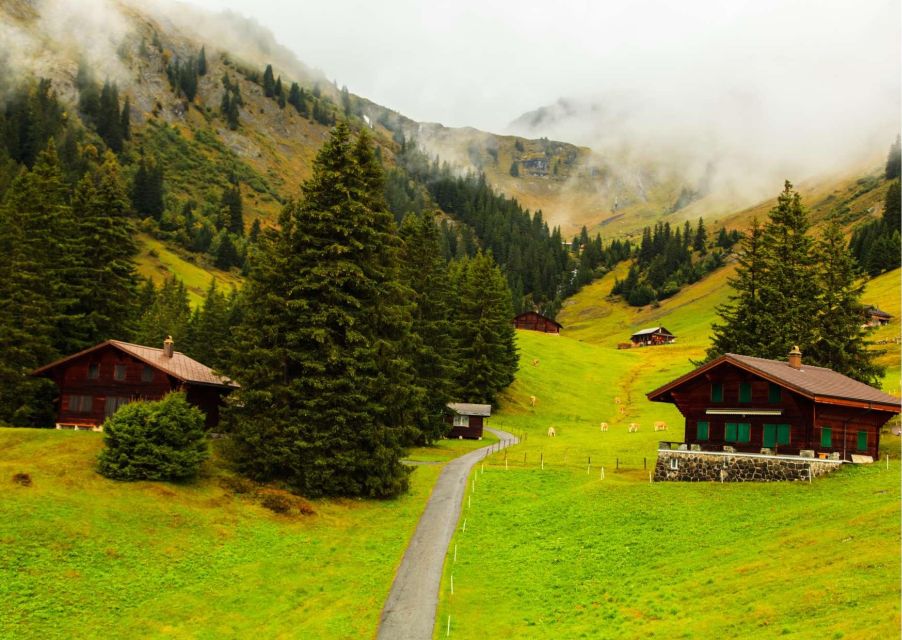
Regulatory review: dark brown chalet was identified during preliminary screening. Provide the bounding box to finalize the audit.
[31,338,238,430]
[513,311,563,334]
[445,402,491,439]
[631,326,676,346]
[647,347,900,461]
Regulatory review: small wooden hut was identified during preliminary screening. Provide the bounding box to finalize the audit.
[513,311,563,334]
[630,326,676,346]
[445,402,492,439]
[863,306,892,328]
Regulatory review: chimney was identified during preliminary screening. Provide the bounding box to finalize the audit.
[788,345,802,370]
[163,336,174,358]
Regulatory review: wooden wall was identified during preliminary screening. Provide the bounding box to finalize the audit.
[446,414,485,439]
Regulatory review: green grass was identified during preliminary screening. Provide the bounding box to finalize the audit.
[0,428,440,639]
[407,431,499,463]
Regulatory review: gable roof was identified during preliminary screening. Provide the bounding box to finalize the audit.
[513,311,563,329]
[631,326,674,338]
[32,340,238,389]
[446,402,492,417]
[647,353,900,411]
[865,306,892,318]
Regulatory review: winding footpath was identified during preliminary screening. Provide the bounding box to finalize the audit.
[377,427,519,640]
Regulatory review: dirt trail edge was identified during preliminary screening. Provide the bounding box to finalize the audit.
[376,427,518,640]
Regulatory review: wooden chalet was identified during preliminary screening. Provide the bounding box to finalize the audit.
[445,402,491,439]
[31,338,238,430]
[513,311,563,334]
[630,326,676,346]
[863,305,892,328]
[647,347,900,461]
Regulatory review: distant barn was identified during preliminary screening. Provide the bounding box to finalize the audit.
[513,311,563,334]
[445,402,491,439]
[32,338,238,430]
[863,305,892,328]
[630,326,676,346]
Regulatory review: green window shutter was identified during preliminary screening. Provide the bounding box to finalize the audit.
[697,421,709,441]
[768,383,782,404]
[857,431,868,451]
[711,383,724,403]
[739,382,752,403]
[777,424,791,446]
[763,424,776,448]
[820,427,832,448]
[738,423,751,443]
[725,422,737,442]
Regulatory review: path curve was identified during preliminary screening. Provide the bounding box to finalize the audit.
[377,427,519,640]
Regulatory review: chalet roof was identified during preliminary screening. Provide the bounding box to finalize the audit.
[866,306,892,318]
[631,326,674,337]
[446,402,492,417]
[32,340,238,389]
[513,311,563,329]
[647,353,900,411]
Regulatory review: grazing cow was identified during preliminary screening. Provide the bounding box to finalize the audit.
[532,358,540,367]
[599,422,609,432]
[619,406,626,415]
[628,423,640,433]
[530,395,537,408]
[614,396,622,404]
[547,427,557,437]
[654,421,668,432]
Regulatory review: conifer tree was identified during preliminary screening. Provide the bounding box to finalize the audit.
[134,276,191,347]
[262,64,275,97]
[883,179,900,233]
[220,182,244,235]
[120,96,131,141]
[185,279,232,369]
[886,134,901,180]
[693,217,707,252]
[398,212,458,442]
[451,251,518,403]
[225,123,413,497]
[70,151,139,346]
[97,80,123,152]
[131,153,165,219]
[198,46,207,76]
[341,85,351,116]
[807,221,884,384]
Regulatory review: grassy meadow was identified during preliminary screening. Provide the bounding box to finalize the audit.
[0,428,469,639]
[434,266,901,639]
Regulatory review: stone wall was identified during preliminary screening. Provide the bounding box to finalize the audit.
[654,450,841,482]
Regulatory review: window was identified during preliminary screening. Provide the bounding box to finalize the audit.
[452,415,469,427]
[142,365,154,383]
[768,383,782,404]
[820,427,832,448]
[87,363,100,380]
[726,422,751,443]
[711,382,724,403]
[669,458,679,470]
[114,364,127,381]
[857,431,868,452]
[763,423,791,448]
[739,382,752,403]
[104,396,131,418]
[67,395,93,413]
[696,421,709,441]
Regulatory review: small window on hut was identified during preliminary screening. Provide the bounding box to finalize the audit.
[768,383,781,404]
[856,431,867,452]
[452,415,469,427]
[711,382,724,403]
[142,365,154,383]
[87,363,99,380]
[696,421,709,441]
[739,382,752,403]
[114,364,127,381]
[820,427,832,448]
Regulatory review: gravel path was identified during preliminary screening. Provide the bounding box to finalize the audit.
[377,428,518,640]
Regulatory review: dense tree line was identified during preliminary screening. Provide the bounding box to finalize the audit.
[848,139,901,276]
[76,64,130,153]
[613,218,738,306]
[707,181,882,385]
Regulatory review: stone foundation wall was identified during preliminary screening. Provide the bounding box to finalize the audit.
[654,451,841,482]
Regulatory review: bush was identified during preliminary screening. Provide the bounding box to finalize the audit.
[98,392,209,481]
[12,472,32,486]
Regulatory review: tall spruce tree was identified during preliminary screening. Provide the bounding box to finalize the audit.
[398,212,458,443]
[451,251,518,404]
[134,276,191,348]
[262,64,275,97]
[70,151,139,346]
[693,217,707,252]
[883,179,900,233]
[886,134,901,180]
[807,221,884,384]
[225,123,412,498]
[198,46,207,76]
[184,280,233,370]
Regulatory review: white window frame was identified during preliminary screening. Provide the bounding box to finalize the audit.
[452,414,470,427]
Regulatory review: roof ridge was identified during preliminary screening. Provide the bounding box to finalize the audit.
[727,352,833,372]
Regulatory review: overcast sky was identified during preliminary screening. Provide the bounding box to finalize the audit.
[185,0,900,136]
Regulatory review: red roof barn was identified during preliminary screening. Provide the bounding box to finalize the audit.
[513,311,563,334]
[647,347,900,461]
[31,338,237,430]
